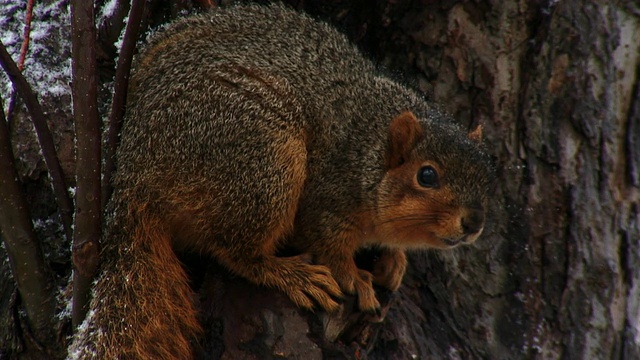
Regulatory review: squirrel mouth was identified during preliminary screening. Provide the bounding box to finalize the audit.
[440,238,462,247]
[441,232,481,247]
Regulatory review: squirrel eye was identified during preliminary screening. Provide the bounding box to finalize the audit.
[417,166,439,188]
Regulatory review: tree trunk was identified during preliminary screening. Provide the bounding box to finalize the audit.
[0,0,638,358]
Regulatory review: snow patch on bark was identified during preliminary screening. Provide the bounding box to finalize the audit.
[0,0,71,108]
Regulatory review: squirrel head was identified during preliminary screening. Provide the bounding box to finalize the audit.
[374,111,495,249]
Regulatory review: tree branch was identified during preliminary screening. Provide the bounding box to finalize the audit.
[0,40,73,243]
[18,0,35,71]
[102,0,147,209]
[0,94,56,346]
[97,0,131,48]
[5,0,35,126]
[70,0,101,328]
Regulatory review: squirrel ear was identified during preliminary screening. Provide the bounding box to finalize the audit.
[387,111,423,168]
[468,124,483,143]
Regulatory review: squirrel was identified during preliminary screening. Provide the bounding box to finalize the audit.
[69,3,494,359]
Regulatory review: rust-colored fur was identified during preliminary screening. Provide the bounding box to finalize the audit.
[69,199,202,359]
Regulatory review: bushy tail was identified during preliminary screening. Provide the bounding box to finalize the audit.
[68,200,201,359]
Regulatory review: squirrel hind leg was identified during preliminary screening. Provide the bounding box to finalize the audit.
[176,133,342,312]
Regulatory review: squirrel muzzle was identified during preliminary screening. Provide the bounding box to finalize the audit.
[375,112,491,249]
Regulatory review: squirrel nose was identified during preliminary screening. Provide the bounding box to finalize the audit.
[461,209,484,234]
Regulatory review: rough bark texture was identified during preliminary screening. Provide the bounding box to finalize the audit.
[69,0,102,329]
[1,0,639,359]
[0,92,58,355]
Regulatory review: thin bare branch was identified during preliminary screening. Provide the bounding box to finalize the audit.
[0,94,56,346]
[6,0,35,125]
[70,0,101,328]
[102,0,147,209]
[97,0,131,48]
[0,40,73,243]
[18,0,35,71]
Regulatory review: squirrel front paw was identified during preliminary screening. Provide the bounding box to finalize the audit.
[278,256,343,313]
[332,267,381,314]
[238,254,343,313]
[371,248,407,291]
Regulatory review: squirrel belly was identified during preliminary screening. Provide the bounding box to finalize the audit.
[69,4,494,359]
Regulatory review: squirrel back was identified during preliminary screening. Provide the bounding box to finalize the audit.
[69,4,494,359]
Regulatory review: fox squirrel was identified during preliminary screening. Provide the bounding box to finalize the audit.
[69,3,494,359]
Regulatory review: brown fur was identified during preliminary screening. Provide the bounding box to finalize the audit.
[70,201,202,359]
[371,248,407,291]
[375,155,478,249]
[386,112,424,168]
[468,124,483,143]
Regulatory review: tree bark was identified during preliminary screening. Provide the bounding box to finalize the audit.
[0,93,57,353]
[69,0,102,329]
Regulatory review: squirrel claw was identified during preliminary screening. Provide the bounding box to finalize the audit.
[360,303,382,317]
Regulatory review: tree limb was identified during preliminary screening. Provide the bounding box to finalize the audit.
[97,0,131,48]
[0,94,56,347]
[70,0,101,328]
[102,0,147,209]
[0,40,73,243]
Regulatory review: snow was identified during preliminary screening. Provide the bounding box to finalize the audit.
[66,307,98,360]
[0,0,71,111]
[56,279,73,323]
[115,14,129,54]
[97,0,131,57]
[97,0,119,24]
[32,217,57,231]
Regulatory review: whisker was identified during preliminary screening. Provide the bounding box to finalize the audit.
[396,221,432,231]
[352,202,397,215]
[373,215,442,227]
[355,198,455,216]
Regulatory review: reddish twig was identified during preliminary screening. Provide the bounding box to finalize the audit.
[102,0,147,209]
[18,0,35,71]
[6,0,36,127]
[70,0,102,328]
[0,40,74,243]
